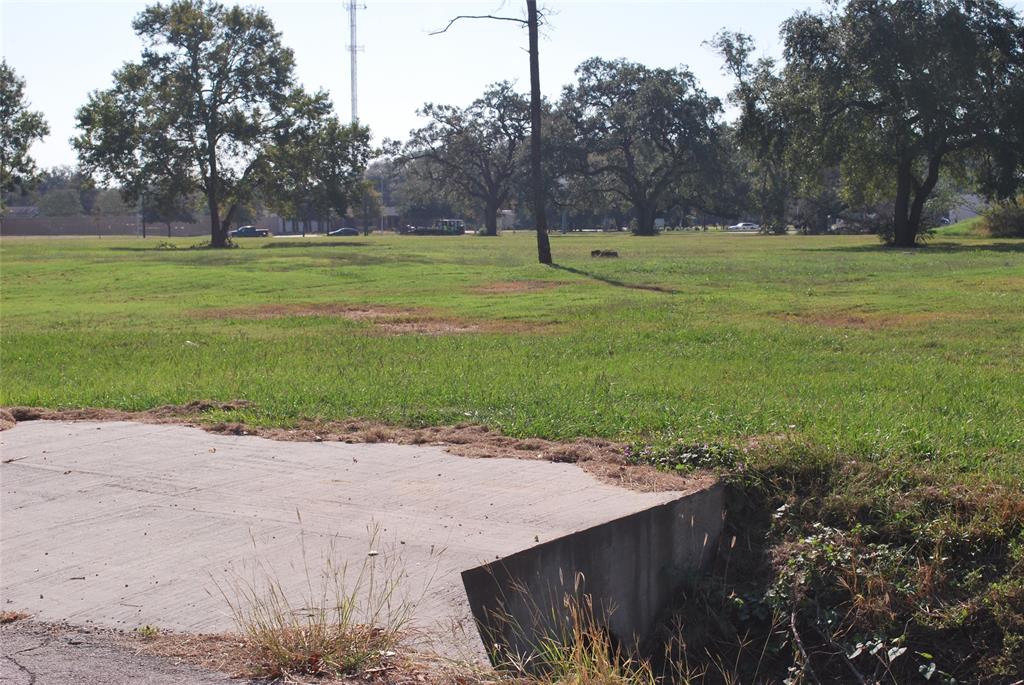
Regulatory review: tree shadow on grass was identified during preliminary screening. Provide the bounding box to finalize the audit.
[262,241,372,249]
[794,240,1024,254]
[549,263,678,294]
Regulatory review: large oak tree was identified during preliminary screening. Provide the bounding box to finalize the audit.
[74,0,369,247]
[403,82,529,236]
[777,0,1024,246]
[559,58,722,236]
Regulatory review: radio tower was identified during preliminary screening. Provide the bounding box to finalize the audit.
[346,2,365,123]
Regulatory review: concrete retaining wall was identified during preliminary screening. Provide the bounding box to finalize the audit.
[461,482,724,666]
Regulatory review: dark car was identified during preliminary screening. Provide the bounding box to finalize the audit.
[327,227,360,236]
[230,225,270,238]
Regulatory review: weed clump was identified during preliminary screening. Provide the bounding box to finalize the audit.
[219,528,420,680]
[630,439,1024,683]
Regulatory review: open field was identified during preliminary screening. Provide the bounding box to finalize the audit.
[3,230,1023,681]
[2,231,1022,483]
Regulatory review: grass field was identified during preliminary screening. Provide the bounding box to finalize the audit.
[2,231,1021,482]
[2,229,1024,481]
[3,230,1023,680]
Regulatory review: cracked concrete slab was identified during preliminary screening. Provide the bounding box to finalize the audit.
[0,421,686,655]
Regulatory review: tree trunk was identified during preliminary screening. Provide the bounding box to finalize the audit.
[207,155,228,248]
[527,0,552,264]
[907,155,942,240]
[633,203,657,236]
[891,159,916,247]
[483,198,499,236]
[208,194,226,247]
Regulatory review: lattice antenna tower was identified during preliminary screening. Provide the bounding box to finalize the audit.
[346,2,366,123]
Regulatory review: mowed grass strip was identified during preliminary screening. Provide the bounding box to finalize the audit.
[1,232,1021,482]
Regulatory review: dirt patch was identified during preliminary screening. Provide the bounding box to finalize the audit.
[779,310,971,330]
[3,619,450,684]
[203,419,711,493]
[191,303,552,336]
[2,403,709,493]
[194,303,417,321]
[375,320,482,335]
[3,400,251,429]
[473,280,563,294]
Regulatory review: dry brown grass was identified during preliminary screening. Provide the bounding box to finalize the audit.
[2,405,708,493]
[0,610,31,624]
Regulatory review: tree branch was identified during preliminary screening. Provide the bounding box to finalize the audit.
[429,14,526,35]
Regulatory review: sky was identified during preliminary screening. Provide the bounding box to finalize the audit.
[3,0,1022,170]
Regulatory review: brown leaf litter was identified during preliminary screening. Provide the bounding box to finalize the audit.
[1,402,710,494]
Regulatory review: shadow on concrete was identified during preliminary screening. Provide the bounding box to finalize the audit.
[549,264,679,294]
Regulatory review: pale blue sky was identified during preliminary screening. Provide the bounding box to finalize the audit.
[3,0,1022,170]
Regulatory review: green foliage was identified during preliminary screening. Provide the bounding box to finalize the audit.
[658,442,1023,683]
[721,1,1024,247]
[558,58,723,236]
[73,0,369,247]
[984,201,1024,238]
[625,441,739,473]
[1,232,1021,483]
[36,188,84,216]
[0,60,49,202]
[403,81,530,235]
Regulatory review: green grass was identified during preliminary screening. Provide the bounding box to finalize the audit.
[1,232,1021,482]
[932,216,985,237]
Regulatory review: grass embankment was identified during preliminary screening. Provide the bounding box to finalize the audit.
[2,232,1022,682]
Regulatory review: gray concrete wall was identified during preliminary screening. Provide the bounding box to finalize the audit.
[461,482,724,666]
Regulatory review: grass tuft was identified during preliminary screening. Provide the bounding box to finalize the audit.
[218,525,420,680]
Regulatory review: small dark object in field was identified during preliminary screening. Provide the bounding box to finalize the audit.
[591,249,619,258]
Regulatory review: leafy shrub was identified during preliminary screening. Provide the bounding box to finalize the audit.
[624,441,740,472]
[983,200,1024,237]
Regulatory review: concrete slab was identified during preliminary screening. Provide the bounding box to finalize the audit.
[0,421,683,656]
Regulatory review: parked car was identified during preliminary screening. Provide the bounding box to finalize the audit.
[727,222,761,231]
[229,225,270,237]
[327,227,360,236]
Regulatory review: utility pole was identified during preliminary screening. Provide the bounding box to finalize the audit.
[346,2,365,123]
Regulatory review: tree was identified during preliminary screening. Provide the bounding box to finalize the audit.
[95,188,135,215]
[559,58,722,236]
[141,186,198,237]
[430,3,552,261]
[74,0,369,247]
[262,108,371,231]
[0,60,49,204]
[404,82,529,236]
[37,189,84,216]
[526,1,551,262]
[776,0,1024,246]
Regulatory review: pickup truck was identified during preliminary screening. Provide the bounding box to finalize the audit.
[230,225,270,238]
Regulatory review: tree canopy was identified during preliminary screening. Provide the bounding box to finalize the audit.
[558,58,723,235]
[735,0,1024,246]
[1,60,50,204]
[403,81,530,236]
[73,0,370,246]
